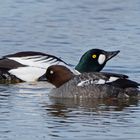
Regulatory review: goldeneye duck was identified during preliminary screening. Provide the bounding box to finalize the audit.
[75,49,120,72]
[45,65,140,99]
[0,49,119,83]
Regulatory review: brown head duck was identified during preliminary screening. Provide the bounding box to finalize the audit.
[45,65,140,99]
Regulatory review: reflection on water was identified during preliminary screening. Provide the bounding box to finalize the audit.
[0,85,139,140]
[43,98,139,117]
[40,98,140,140]
[0,86,12,140]
[0,0,140,139]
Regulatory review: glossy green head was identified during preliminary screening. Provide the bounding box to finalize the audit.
[75,49,120,73]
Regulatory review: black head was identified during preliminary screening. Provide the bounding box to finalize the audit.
[75,49,120,73]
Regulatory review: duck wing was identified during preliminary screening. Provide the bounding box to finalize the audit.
[3,51,68,69]
[0,51,79,82]
[77,72,139,89]
[0,59,25,70]
[106,78,140,89]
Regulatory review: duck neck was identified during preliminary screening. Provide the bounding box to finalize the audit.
[57,74,74,88]
[75,62,104,72]
[53,71,75,88]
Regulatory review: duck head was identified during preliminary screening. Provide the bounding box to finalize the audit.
[46,65,74,88]
[75,49,120,72]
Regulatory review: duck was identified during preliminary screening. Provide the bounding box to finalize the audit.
[0,49,119,83]
[45,65,140,99]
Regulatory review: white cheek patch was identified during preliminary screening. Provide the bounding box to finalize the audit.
[98,54,106,65]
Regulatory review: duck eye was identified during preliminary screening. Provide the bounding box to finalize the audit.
[92,54,97,59]
[50,70,54,74]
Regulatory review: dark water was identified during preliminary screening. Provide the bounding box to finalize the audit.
[0,0,140,140]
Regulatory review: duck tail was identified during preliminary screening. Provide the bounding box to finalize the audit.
[125,87,140,97]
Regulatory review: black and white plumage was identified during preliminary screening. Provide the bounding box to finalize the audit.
[0,49,120,83]
[45,65,140,99]
[0,51,79,82]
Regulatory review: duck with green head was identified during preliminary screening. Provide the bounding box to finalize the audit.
[75,49,120,73]
[0,49,119,83]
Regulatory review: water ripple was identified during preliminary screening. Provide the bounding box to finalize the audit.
[0,0,140,140]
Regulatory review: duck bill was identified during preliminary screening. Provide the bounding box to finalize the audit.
[38,74,47,81]
[105,50,120,61]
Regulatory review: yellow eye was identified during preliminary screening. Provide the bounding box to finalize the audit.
[92,54,97,59]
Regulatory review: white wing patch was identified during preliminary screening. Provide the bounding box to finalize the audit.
[77,80,92,87]
[96,79,106,84]
[8,55,60,69]
[77,76,119,87]
[8,55,77,73]
[106,76,119,83]
[77,79,106,87]
[7,55,79,81]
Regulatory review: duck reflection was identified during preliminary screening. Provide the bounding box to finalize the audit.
[42,97,139,118]
[0,85,11,101]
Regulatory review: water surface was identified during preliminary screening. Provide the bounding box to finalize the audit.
[0,0,140,140]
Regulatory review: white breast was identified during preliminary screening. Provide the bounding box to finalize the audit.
[8,55,79,81]
[9,67,46,82]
